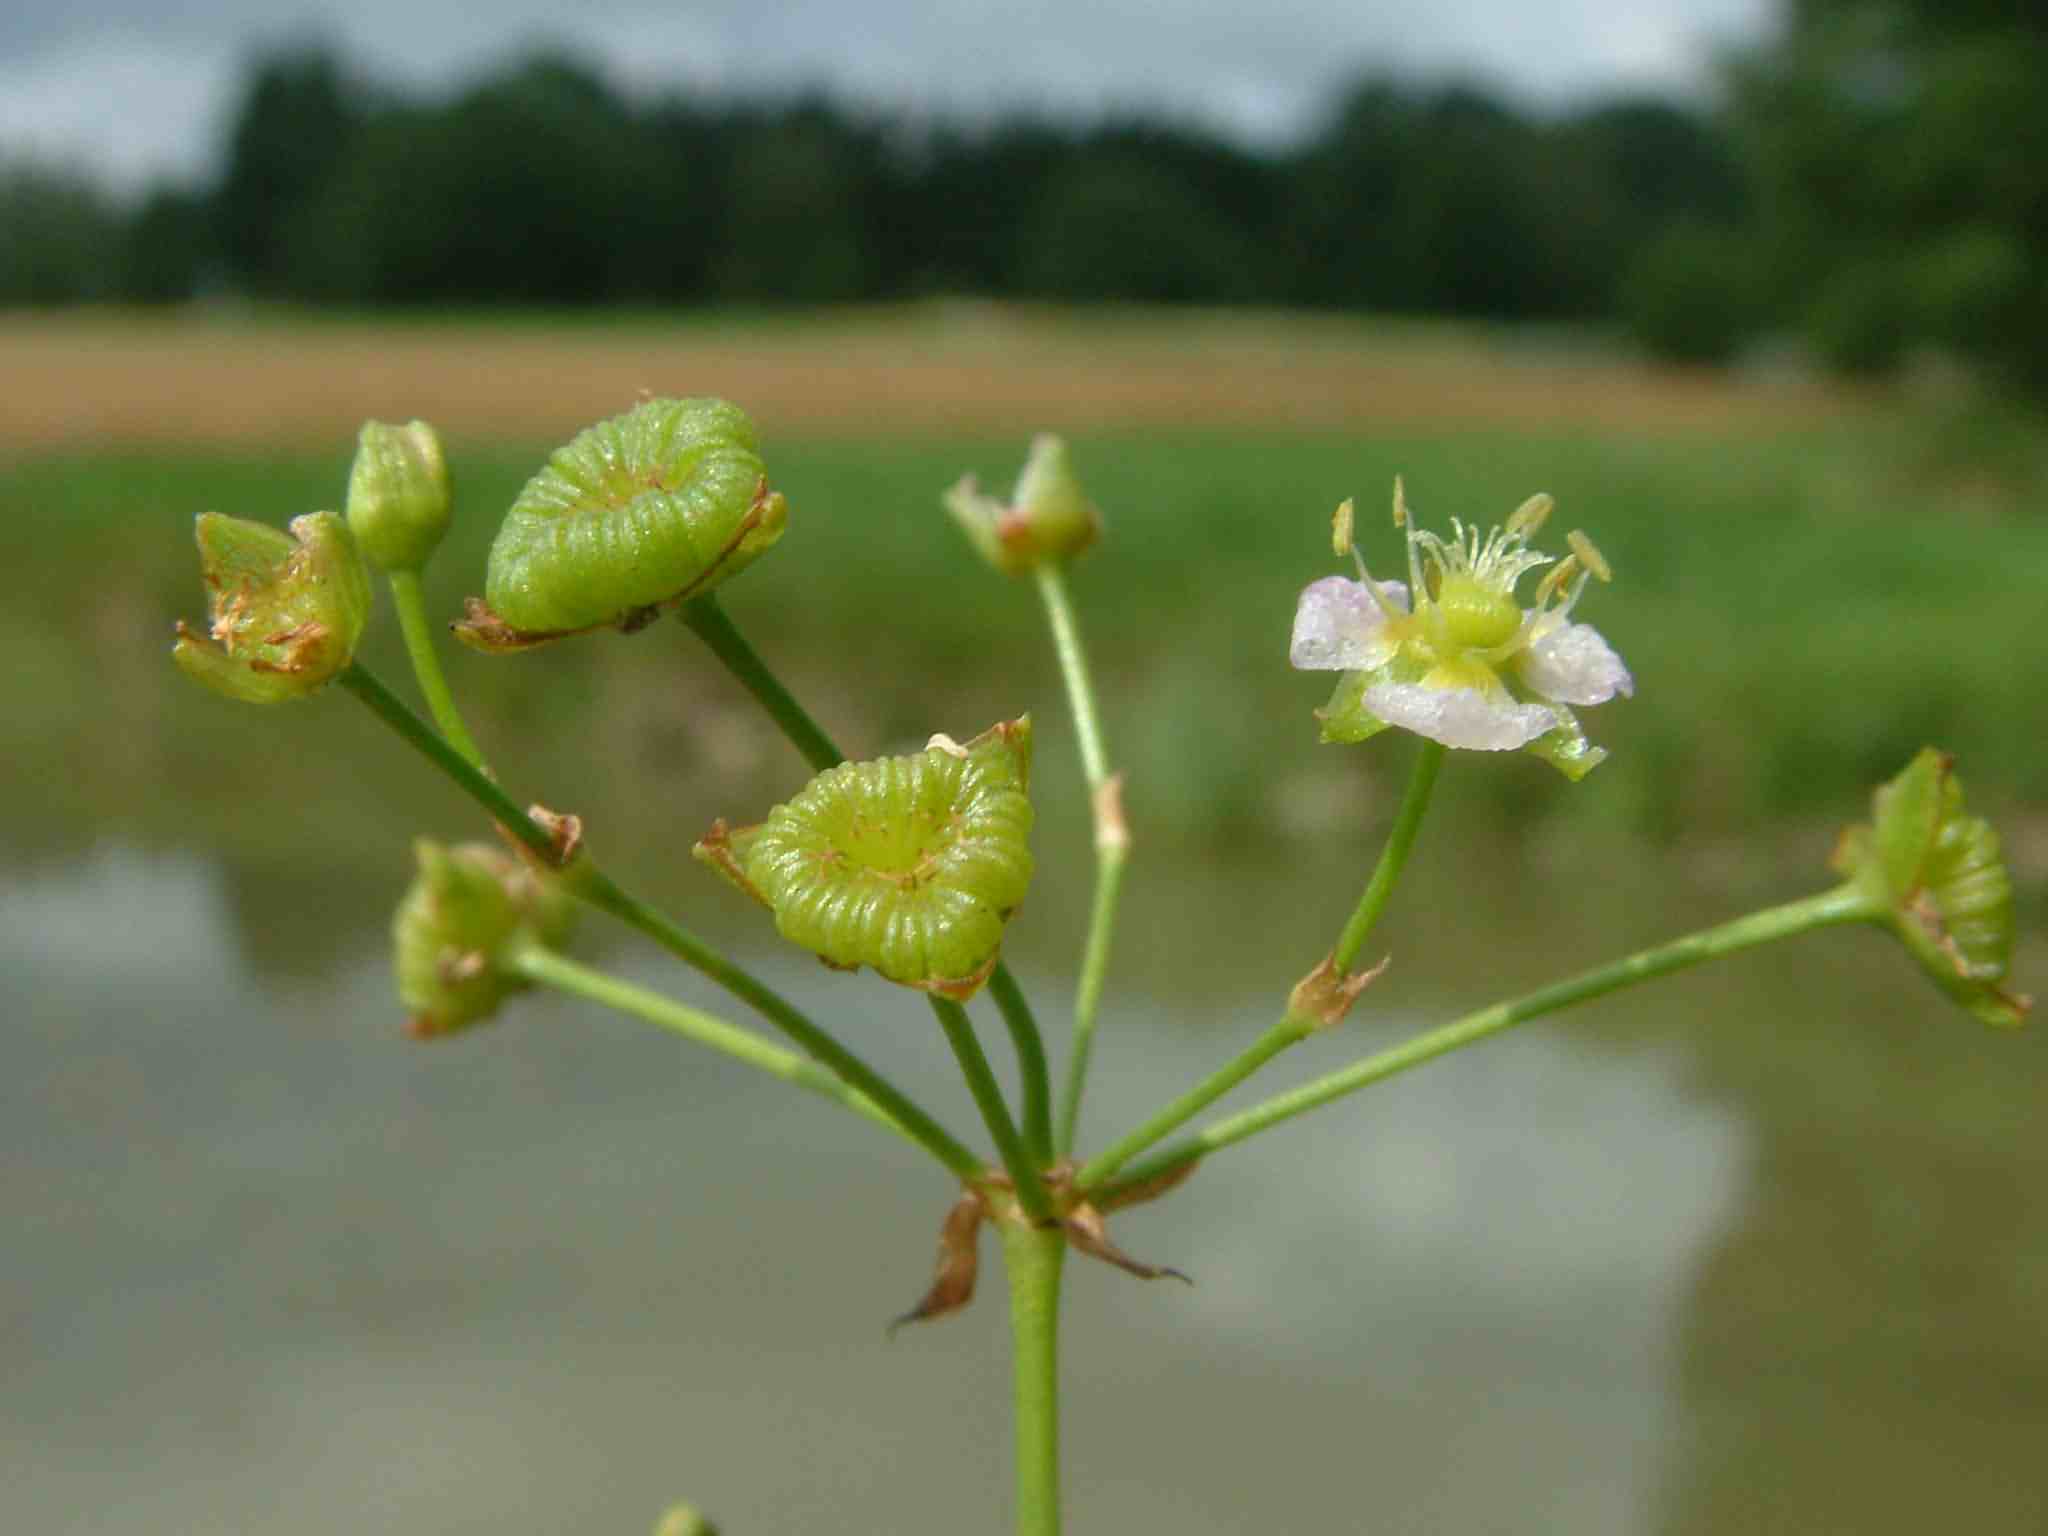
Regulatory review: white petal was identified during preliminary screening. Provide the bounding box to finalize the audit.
[1364,681,1558,751]
[1288,577,1408,671]
[1518,621,1633,706]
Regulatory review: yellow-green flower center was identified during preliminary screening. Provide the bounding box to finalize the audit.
[1432,571,1523,650]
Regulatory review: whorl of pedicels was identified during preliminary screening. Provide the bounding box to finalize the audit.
[394,840,576,1038]
[695,719,1035,1000]
[455,398,787,651]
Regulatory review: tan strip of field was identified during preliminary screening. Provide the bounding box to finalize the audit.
[0,306,1842,447]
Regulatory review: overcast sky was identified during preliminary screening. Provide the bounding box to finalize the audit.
[1,0,1776,194]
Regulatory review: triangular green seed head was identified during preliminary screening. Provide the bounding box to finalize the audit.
[173,510,372,703]
[1831,749,2030,1029]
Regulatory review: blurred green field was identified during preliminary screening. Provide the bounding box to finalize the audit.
[5,308,2044,983]
[9,405,2045,868]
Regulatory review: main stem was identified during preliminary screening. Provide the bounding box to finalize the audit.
[1100,884,1875,1201]
[336,662,984,1183]
[1003,1222,1066,1536]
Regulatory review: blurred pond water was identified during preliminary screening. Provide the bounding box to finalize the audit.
[5,839,2043,1534]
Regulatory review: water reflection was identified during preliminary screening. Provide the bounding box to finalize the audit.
[5,847,1757,1533]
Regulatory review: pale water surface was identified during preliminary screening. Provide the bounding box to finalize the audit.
[4,847,1751,1533]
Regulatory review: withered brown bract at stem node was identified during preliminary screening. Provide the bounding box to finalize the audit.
[503,803,584,871]
[1092,773,1131,855]
[1289,950,1392,1031]
[1094,1156,1200,1213]
[1063,1203,1192,1286]
[893,1161,1198,1330]
[891,1188,989,1334]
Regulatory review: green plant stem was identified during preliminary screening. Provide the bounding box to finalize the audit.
[1033,564,1108,785]
[679,590,1057,1163]
[508,945,910,1147]
[1072,1016,1307,1196]
[931,998,1052,1222]
[387,567,487,771]
[989,964,1054,1162]
[1037,562,1128,1159]
[338,662,554,859]
[578,873,983,1182]
[1332,738,1443,972]
[1002,1221,1066,1536]
[1070,737,1445,1194]
[336,661,984,1183]
[1099,884,1875,1202]
[679,592,842,774]
[1058,850,1125,1157]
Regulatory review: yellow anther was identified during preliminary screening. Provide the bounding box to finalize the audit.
[1535,555,1578,606]
[1567,529,1612,582]
[1392,475,1409,528]
[1331,498,1356,557]
[1507,493,1554,539]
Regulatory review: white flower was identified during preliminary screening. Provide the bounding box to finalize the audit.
[1288,484,1631,778]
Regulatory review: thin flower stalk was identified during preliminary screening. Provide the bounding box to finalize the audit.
[1098,885,1873,1204]
[1070,737,1444,1195]
[388,566,488,771]
[932,997,1054,1222]
[335,661,985,1183]
[1036,561,1130,1159]
[507,944,915,1147]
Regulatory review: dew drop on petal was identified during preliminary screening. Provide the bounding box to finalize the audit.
[1519,622,1633,705]
[1289,576,1407,671]
[1364,681,1558,750]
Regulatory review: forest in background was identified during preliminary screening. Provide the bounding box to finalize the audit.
[2,0,2043,394]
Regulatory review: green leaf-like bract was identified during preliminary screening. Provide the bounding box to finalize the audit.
[480,398,785,637]
[698,720,1035,999]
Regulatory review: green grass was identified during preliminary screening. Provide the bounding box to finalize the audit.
[6,414,2044,897]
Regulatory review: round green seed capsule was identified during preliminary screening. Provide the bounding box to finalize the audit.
[472,398,786,643]
[696,720,1035,999]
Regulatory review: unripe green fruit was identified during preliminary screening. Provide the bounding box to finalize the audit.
[476,398,785,641]
[697,720,1035,999]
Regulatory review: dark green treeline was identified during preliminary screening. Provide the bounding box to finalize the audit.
[3,47,1740,324]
